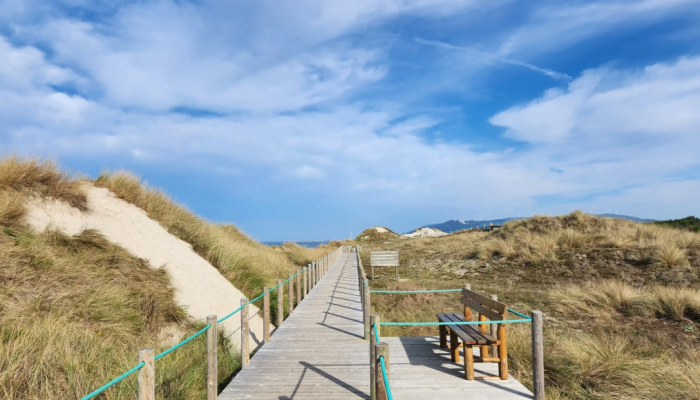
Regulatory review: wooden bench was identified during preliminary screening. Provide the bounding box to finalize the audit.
[437,288,508,380]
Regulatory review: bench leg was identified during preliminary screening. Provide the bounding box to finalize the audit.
[498,324,508,380]
[449,330,460,362]
[439,325,447,348]
[464,345,475,380]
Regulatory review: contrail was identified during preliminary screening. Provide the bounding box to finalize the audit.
[414,37,571,81]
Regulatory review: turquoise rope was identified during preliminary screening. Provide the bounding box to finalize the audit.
[379,356,393,400]
[78,361,144,400]
[371,289,461,293]
[508,308,531,319]
[250,292,266,304]
[380,318,531,326]
[154,324,211,361]
[79,253,333,399]
[218,304,245,323]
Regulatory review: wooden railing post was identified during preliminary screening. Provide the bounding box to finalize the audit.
[532,310,545,400]
[241,298,250,367]
[374,342,390,400]
[263,287,270,343]
[277,279,284,326]
[490,294,498,357]
[311,262,315,287]
[296,269,301,306]
[463,283,471,320]
[304,265,308,297]
[288,274,294,314]
[370,315,380,400]
[206,315,217,400]
[138,348,155,400]
[363,279,370,340]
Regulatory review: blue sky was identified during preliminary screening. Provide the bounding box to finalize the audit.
[1,0,700,241]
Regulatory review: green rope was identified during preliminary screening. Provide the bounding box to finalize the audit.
[508,308,531,319]
[250,292,266,304]
[154,324,211,361]
[371,289,461,293]
[78,361,144,400]
[78,252,336,399]
[217,304,245,323]
[380,318,531,326]
[379,355,393,400]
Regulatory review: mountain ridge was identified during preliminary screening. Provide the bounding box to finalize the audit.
[419,214,656,233]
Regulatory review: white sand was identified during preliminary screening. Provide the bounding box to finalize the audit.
[374,226,389,233]
[402,227,448,238]
[25,185,268,349]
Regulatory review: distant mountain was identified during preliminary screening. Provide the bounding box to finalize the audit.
[419,218,523,233]
[419,214,656,233]
[595,214,656,223]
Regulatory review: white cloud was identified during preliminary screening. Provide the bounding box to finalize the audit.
[1,0,699,224]
[414,37,571,81]
[490,56,700,204]
[498,0,700,57]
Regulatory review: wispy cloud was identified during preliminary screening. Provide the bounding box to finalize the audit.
[1,0,699,238]
[413,37,571,81]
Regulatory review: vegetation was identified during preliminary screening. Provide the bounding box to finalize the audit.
[356,226,399,243]
[655,216,700,233]
[0,157,240,399]
[364,212,700,399]
[94,171,332,296]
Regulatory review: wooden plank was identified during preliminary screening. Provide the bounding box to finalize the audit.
[241,299,249,367]
[532,310,545,400]
[220,252,532,400]
[460,297,504,321]
[206,316,217,400]
[370,251,399,267]
[461,288,507,313]
[138,348,154,400]
[263,288,270,343]
[440,313,491,345]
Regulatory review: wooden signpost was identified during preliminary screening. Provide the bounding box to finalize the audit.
[370,251,400,281]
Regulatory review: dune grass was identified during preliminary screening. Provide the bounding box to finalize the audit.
[364,212,700,399]
[0,157,246,399]
[0,156,88,211]
[94,171,327,296]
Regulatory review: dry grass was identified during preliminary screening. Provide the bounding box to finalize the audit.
[0,190,26,226]
[94,171,328,295]
[277,242,331,267]
[364,212,700,399]
[0,157,247,398]
[0,156,87,211]
[0,224,240,399]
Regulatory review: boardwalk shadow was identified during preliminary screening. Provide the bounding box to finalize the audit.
[278,362,369,400]
[399,337,532,399]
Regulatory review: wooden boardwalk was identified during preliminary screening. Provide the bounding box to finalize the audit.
[220,252,533,399]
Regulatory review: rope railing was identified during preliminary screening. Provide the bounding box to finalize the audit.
[370,288,461,293]
[379,355,394,400]
[356,245,546,400]
[380,318,531,326]
[79,245,348,400]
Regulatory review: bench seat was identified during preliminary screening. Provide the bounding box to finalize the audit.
[437,313,498,345]
[436,288,509,381]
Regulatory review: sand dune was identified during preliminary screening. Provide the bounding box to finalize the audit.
[26,184,268,348]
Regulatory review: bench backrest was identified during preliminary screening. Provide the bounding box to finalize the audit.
[461,288,507,321]
[370,251,399,267]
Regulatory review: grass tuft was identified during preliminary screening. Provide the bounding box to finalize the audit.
[0,156,88,211]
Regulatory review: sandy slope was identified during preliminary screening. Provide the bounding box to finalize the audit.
[402,227,448,238]
[25,185,268,349]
